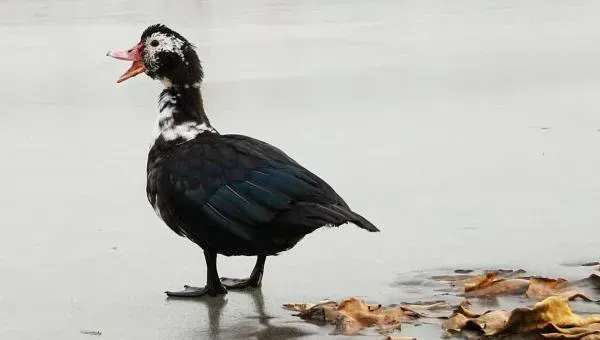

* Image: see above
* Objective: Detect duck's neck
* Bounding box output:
[152,84,217,149]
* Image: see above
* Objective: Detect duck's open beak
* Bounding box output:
[106,42,147,83]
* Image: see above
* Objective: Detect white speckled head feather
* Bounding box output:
[143,32,185,71]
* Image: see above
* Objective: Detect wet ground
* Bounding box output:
[2,0,600,339]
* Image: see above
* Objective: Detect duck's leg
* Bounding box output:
[165,250,227,297]
[221,255,266,289]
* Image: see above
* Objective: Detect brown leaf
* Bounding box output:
[442,305,509,336]
[443,311,474,332]
[431,274,478,288]
[541,323,600,339]
[337,298,402,332]
[433,269,525,285]
[285,297,448,335]
[467,310,510,335]
[287,297,406,335]
[465,276,530,298]
[527,277,568,298]
[445,295,600,338]
[582,335,600,340]
[282,302,316,312]
[434,270,531,297]
[526,277,592,301]
[400,301,454,319]
[435,270,594,300]
[501,296,600,334]
[454,305,481,319]
[292,300,339,323]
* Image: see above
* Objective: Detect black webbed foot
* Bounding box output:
[165,253,266,296]
[220,255,266,290]
[165,284,227,298]
[220,276,262,289]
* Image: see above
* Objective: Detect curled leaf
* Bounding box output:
[282,302,317,312]
[526,277,591,301]
[541,323,600,339]
[444,296,600,338]
[285,297,447,335]
[435,270,593,300]
[463,272,500,292]
[400,300,453,319]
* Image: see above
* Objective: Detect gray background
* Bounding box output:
[2,1,600,339]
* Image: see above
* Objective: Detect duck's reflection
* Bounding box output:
[206,295,228,340]
[240,289,313,340]
[168,288,313,340]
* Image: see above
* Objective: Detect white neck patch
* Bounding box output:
[151,91,216,148]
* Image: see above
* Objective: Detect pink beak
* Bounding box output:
[106,42,147,83]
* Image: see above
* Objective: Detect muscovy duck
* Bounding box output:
[107,24,379,298]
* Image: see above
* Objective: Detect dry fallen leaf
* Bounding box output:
[282,302,318,312]
[399,300,454,320]
[503,296,600,333]
[467,278,530,298]
[541,323,600,339]
[526,277,568,298]
[526,277,592,301]
[434,270,593,301]
[441,271,530,297]
[463,272,499,292]
[284,297,448,335]
[433,269,527,295]
[443,296,600,338]
[286,297,403,335]
[443,305,509,336]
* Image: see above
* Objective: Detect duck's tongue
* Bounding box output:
[107,42,147,83]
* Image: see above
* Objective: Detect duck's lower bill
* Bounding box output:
[106,42,147,83]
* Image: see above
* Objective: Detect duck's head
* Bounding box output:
[107,24,203,86]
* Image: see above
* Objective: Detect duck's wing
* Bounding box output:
[148,134,378,241]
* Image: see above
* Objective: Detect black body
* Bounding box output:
[147,131,379,257]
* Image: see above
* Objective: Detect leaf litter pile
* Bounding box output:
[283,266,600,339]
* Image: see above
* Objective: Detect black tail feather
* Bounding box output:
[304,203,380,232]
[275,202,380,234]
[348,211,380,232]
[326,204,379,232]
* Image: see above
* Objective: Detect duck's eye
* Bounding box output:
[150,40,159,47]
